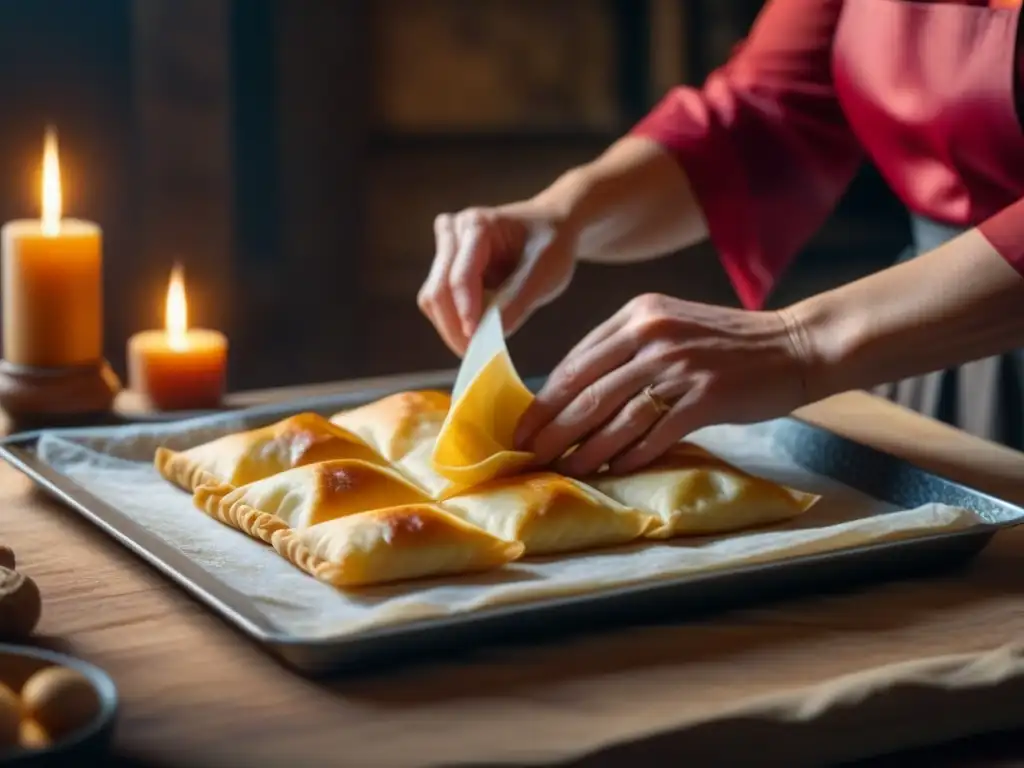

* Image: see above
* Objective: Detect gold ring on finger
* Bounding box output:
[641,384,672,416]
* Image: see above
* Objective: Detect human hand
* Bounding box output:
[417,201,576,356]
[514,293,811,476]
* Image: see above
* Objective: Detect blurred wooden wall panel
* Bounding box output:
[273,0,368,383]
[131,0,233,362]
[371,0,620,132]
[0,1,132,374]
[649,0,687,94]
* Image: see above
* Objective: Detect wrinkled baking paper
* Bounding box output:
[432,304,535,491]
[33,410,1001,640]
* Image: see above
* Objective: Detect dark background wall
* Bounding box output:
[0,0,133,372]
[0,0,910,392]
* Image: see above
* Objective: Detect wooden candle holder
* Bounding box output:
[0,359,122,429]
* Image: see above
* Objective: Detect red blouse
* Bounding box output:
[631,0,1024,309]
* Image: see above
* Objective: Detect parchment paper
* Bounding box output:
[19,307,1007,641]
[34,415,990,641]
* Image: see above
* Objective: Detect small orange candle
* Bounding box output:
[127,264,228,410]
[2,127,103,368]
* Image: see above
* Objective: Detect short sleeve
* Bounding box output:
[631,0,862,309]
[977,197,1024,276]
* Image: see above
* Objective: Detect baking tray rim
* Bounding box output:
[1,382,1022,656]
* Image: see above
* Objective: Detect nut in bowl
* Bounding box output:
[0,645,117,765]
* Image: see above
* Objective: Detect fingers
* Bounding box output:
[421,205,573,357]
[551,305,630,374]
[421,208,531,353]
[513,309,633,448]
[554,384,662,476]
[499,261,549,336]
[514,328,639,451]
[449,213,490,339]
[609,385,714,474]
[498,224,557,334]
[526,356,657,467]
[418,214,467,355]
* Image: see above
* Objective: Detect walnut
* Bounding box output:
[0,568,40,640]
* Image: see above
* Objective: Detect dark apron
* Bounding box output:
[872,215,1024,450]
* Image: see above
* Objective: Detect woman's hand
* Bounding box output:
[418,137,706,356]
[417,201,576,356]
[514,293,811,476]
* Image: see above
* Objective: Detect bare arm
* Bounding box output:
[789,229,1024,401]
[531,136,709,265]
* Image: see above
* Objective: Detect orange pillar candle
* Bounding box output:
[127,264,228,410]
[2,128,103,368]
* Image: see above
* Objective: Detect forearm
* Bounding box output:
[528,136,709,265]
[788,229,1024,401]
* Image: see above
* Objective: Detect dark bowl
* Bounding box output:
[0,644,117,766]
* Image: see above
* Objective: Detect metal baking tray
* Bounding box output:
[1,374,1022,676]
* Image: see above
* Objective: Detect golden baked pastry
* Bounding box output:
[588,443,819,538]
[153,385,826,588]
[272,503,524,587]
[193,459,431,542]
[330,390,453,497]
[155,412,382,493]
[431,352,535,492]
[440,472,656,555]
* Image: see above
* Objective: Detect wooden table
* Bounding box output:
[4,378,1024,767]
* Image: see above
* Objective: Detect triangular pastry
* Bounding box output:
[588,443,819,538]
[271,503,525,587]
[193,459,431,542]
[330,390,453,497]
[155,412,383,493]
[440,472,656,556]
[431,352,535,492]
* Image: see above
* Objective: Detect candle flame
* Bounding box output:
[41,126,62,236]
[165,264,189,351]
